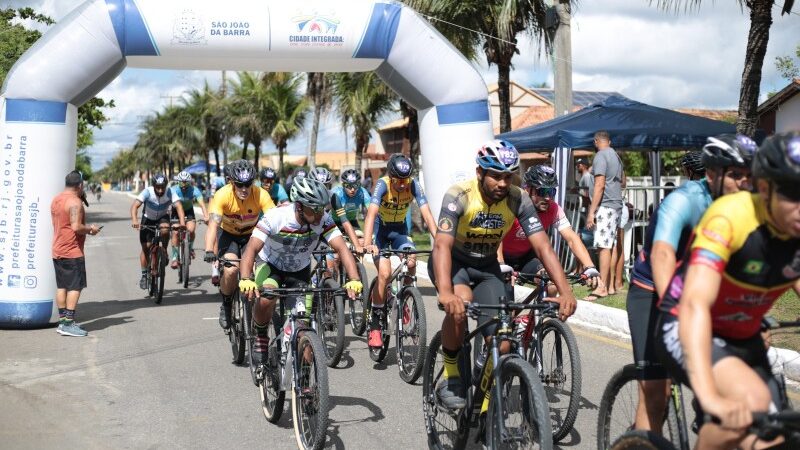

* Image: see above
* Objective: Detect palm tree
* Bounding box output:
[651,0,796,136]
[405,0,554,133]
[264,72,309,176]
[306,72,333,169]
[183,82,228,178]
[229,71,272,166]
[332,72,396,173]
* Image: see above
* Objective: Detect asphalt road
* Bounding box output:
[0,191,637,449]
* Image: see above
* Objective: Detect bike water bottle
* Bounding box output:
[295,296,307,315]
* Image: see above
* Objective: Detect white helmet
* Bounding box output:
[309,167,333,185]
[176,171,192,183]
[290,177,330,208]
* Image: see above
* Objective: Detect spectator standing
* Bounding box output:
[51,171,101,337]
[362,170,373,192]
[585,131,624,301]
[575,157,593,204]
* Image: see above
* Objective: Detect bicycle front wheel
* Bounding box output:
[230,291,246,364]
[486,356,554,450]
[397,286,427,384]
[318,279,345,368]
[349,262,368,336]
[260,309,285,423]
[291,331,330,450]
[181,236,190,288]
[531,319,581,442]
[155,247,166,304]
[422,331,469,450]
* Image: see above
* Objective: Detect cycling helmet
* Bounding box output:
[309,167,333,185]
[152,174,168,187]
[340,168,361,185]
[228,159,256,184]
[176,171,192,183]
[680,151,706,176]
[260,167,277,181]
[702,134,757,169]
[386,154,413,179]
[476,139,520,173]
[752,131,800,189]
[223,164,233,181]
[524,165,558,188]
[290,176,330,208]
[294,168,308,179]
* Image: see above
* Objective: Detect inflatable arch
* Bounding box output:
[0,0,493,327]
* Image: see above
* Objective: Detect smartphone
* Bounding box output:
[97,225,104,230]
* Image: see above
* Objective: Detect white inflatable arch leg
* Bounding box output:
[0,0,493,327]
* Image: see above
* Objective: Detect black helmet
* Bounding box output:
[340,168,361,185]
[260,167,277,181]
[387,154,413,178]
[152,174,167,187]
[702,134,757,170]
[680,151,706,176]
[752,131,800,190]
[524,165,558,189]
[228,159,256,184]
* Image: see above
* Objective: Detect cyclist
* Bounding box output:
[330,168,371,251]
[131,174,186,289]
[430,139,577,410]
[626,134,757,434]
[169,171,209,268]
[203,160,275,330]
[259,167,289,206]
[309,167,334,190]
[680,150,706,181]
[237,177,364,365]
[654,131,800,450]
[286,167,307,194]
[363,153,438,349]
[498,165,599,291]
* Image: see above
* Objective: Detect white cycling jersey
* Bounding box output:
[136,186,179,220]
[251,203,342,272]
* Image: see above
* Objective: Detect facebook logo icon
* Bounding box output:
[8,275,20,288]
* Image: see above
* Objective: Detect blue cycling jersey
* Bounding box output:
[631,179,712,291]
[330,185,370,224]
[268,183,289,204]
[171,185,202,212]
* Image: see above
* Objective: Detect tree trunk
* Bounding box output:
[354,132,368,177]
[497,62,512,133]
[737,0,773,137]
[241,139,249,160]
[212,147,221,176]
[309,100,322,170]
[253,142,261,169]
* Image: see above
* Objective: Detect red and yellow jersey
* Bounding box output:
[659,191,800,339]
[210,184,275,235]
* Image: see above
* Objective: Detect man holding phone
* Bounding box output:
[50,171,102,337]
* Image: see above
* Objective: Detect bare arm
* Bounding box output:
[433,233,456,297]
[174,201,186,227]
[528,230,576,320]
[560,226,594,269]
[651,241,678,299]
[329,235,360,282]
[130,200,142,227]
[340,220,363,253]
[419,204,437,239]
[69,201,97,235]
[362,204,379,248]
[197,197,209,221]
[497,240,505,265]
[588,175,605,216]
[205,213,222,252]
[239,235,264,281]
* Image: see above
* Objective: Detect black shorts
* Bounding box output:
[654,313,784,409]
[503,250,543,274]
[626,284,667,380]
[171,208,195,221]
[53,257,87,291]
[139,217,170,244]
[428,253,504,337]
[218,231,251,258]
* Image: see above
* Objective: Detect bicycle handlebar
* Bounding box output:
[217,257,241,268]
[258,286,346,297]
[515,272,586,286]
[376,249,432,257]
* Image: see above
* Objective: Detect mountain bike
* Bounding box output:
[334,239,369,336]
[218,257,246,365]
[171,219,194,288]
[140,225,168,304]
[422,298,553,450]
[310,249,346,368]
[256,285,341,450]
[510,271,586,442]
[366,249,429,384]
[598,317,799,450]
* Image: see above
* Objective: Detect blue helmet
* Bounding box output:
[476,140,520,172]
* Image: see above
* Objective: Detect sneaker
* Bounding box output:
[57,321,88,337]
[218,302,232,329]
[436,377,467,410]
[139,274,148,290]
[252,335,269,366]
[171,259,179,269]
[368,329,383,348]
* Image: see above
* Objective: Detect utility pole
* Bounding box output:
[551,0,573,118]
[160,94,181,108]
[221,70,229,167]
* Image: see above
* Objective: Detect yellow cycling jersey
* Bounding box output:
[210,184,275,235]
[437,178,543,263]
[370,176,428,225]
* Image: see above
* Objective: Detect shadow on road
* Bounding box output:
[78,287,219,326]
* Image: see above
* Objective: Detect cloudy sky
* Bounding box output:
[4,0,799,169]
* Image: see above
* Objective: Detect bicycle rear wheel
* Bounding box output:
[244,299,259,386]
[181,236,190,288]
[292,331,330,450]
[155,247,166,304]
[230,291,246,364]
[486,356,554,450]
[317,278,345,368]
[530,319,581,442]
[397,286,427,384]
[422,331,469,450]
[349,262,368,336]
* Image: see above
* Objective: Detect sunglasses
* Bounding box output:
[301,204,325,215]
[776,185,800,202]
[725,170,750,181]
[534,187,557,198]
[390,177,410,185]
[343,183,360,190]
[233,181,253,189]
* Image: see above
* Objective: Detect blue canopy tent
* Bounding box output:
[183,160,218,175]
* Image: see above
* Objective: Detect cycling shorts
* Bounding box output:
[217,230,251,259]
[171,208,195,222]
[626,284,667,380]
[139,216,170,245]
[428,253,503,338]
[503,250,543,275]
[374,222,414,263]
[255,257,312,318]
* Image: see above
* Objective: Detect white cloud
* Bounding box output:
[5,0,799,169]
